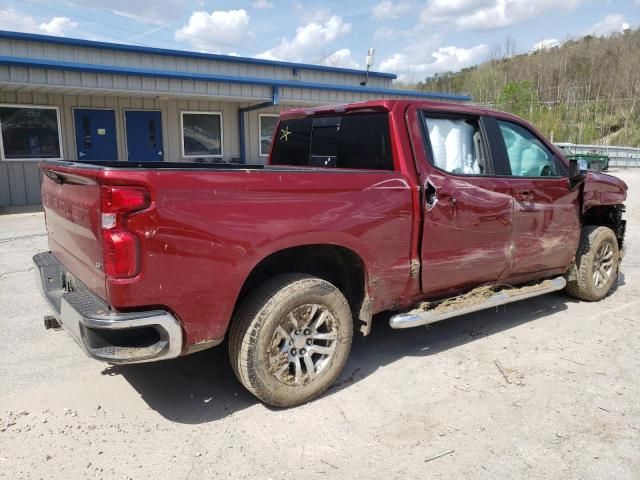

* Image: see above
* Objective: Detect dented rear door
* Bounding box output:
[410,108,514,297]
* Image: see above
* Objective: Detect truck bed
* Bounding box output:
[39,159,417,348]
[44,160,306,171]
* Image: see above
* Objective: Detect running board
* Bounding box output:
[389,277,567,329]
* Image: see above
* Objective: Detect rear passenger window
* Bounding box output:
[270,113,394,170]
[423,116,491,175]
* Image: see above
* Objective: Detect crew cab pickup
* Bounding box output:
[34,100,627,407]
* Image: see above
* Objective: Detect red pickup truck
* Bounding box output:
[34,100,627,407]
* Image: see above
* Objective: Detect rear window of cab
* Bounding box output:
[270,113,394,171]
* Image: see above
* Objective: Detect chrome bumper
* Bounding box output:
[33,252,183,364]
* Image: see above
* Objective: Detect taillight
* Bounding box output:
[100,186,150,278]
[102,230,140,278]
[102,186,149,213]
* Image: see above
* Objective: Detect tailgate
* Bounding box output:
[41,165,106,298]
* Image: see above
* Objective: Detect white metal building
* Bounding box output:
[0,30,468,207]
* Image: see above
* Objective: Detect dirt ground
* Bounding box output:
[1,170,639,480]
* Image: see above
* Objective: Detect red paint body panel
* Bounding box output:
[42,165,414,346]
[38,99,628,353]
[582,172,628,213]
[506,178,581,277]
[41,169,107,297]
[420,172,515,296]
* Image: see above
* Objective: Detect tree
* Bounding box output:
[496,81,537,118]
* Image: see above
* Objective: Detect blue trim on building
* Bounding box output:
[0,55,471,102]
[0,30,397,80]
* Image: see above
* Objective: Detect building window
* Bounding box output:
[259,114,278,157]
[0,105,63,160]
[181,111,223,158]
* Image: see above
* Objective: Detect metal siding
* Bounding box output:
[6,162,27,206]
[166,99,180,161]
[0,161,11,206]
[47,69,64,85]
[10,66,28,82]
[2,39,385,88]
[24,162,42,204]
[0,60,464,101]
[0,33,398,82]
[62,94,76,159]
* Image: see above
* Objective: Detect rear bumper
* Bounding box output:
[33,252,183,364]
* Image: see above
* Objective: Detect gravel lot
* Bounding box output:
[1,170,639,480]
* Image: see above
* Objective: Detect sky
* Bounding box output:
[0,0,638,82]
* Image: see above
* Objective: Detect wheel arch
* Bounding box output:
[582,204,626,248]
[232,244,372,336]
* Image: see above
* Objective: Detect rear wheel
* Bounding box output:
[566,225,619,301]
[228,274,353,407]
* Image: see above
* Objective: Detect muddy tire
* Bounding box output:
[228,274,353,407]
[565,225,619,301]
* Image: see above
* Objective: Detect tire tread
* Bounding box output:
[228,273,352,406]
[566,225,618,301]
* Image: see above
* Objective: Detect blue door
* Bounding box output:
[125,110,164,162]
[74,109,118,161]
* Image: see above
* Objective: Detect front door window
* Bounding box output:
[497,120,560,177]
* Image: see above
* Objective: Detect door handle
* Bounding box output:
[514,191,533,202]
[157,150,163,155]
[78,152,86,157]
[447,196,457,218]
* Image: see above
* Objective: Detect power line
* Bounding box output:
[0,5,148,46]
[15,0,264,55]
[51,0,263,55]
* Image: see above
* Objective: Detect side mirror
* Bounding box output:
[569,158,587,186]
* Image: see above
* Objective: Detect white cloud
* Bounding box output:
[422,0,582,31]
[175,9,252,53]
[459,0,582,30]
[423,0,485,17]
[532,38,560,51]
[258,15,351,61]
[420,0,486,24]
[252,0,273,8]
[0,8,77,37]
[39,17,78,36]
[323,49,360,69]
[372,1,413,20]
[585,14,630,37]
[380,44,489,82]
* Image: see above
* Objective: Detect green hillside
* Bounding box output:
[417,29,640,147]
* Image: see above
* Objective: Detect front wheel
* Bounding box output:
[566,225,620,301]
[228,274,353,407]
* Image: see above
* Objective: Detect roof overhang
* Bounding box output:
[0,30,398,80]
[0,55,471,102]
